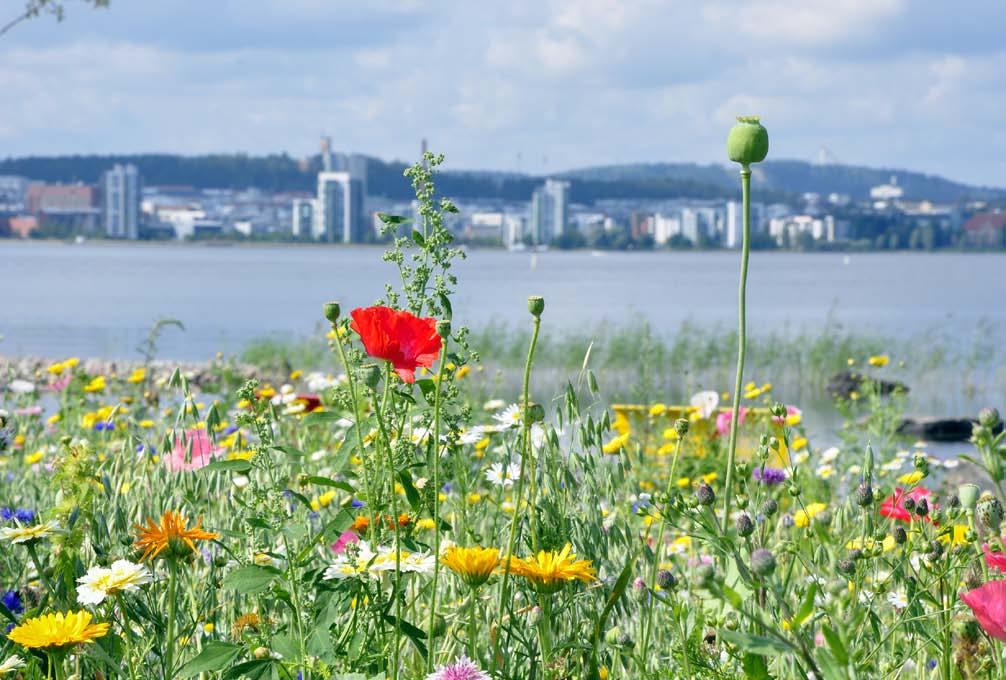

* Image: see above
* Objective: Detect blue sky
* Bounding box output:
[2,0,1005,186]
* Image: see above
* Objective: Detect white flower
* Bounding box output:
[858,589,875,605]
[232,475,250,489]
[815,465,835,480]
[881,459,905,472]
[895,449,911,459]
[887,590,908,609]
[530,423,547,448]
[0,520,59,544]
[77,560,152,606]
[483,399,505,411]
[0,655,26,674]
[400,551,435,575]
[8,380,35,394]
[493,404,521,429]
[689,390,719,419]
[793,451,810,466]
[485,462,521,488]
[819,447,840,464]
[459,426,486,445]
[306,372,338,392]
[942,459,960,469]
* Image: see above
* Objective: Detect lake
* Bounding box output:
[3,241,1004,360]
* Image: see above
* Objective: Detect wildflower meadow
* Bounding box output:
[3,121,1006,680]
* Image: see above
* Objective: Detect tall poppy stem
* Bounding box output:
[427,340,449,672]
[722,164,751,532]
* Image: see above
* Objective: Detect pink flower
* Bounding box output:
[425,655,490,680]
[14,406,42,417]
[165,428,222,472]
[963,580,1006,641]
[331,530,359,554]
[49,375,71,392]
[985,544,1006,572]
[715,407,748,437]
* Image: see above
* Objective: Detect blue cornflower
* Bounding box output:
[0,507,11,521]
[1,590,23,615]
[14,508,35,523]
[351,499,365,509]
[224,425,239,435]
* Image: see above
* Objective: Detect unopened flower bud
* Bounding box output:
[656,570,676,590]
[674,418,689,436]
[526,402,545,424]
[357,364,381,390]
[760,498,778,518]
[855,483,874,507]
[837,559,856,576]
[736,512,755,537]
[902,497,916,513]
[979,407,1002,429]
[253,647,270,659]
[696,483,715,507]
[527,296,545,317]
[914,498,929,518]
[893,526,907,545]
[750,548,776,577]
[322,301,341,323]
[632,577,648,602]
[770,402,787,419]
[436,320,451,338]
[726,116,770,166]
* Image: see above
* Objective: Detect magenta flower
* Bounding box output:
[425,655,491,680]
[330,530,359,554]
[716,407,748,437]
[962,580,1006,641]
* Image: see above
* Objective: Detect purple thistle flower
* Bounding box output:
[425,655,491,680]
[752,467,787,485]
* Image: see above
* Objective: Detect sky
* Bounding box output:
[2,0,1005,186]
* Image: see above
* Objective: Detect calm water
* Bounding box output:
[3,241,1004,360]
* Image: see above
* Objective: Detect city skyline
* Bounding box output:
[0,1,1004,187]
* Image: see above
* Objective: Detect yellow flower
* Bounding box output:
[23,451,44,466]
[127,368,146,383]
[7,610,108,649]
[657,443,676,456]
[64,358,80,369]
[455,365,471,379]
[868,355,890,367]
[701,472,718,484]
[602,433,630,454]
[612,411,631,436]
[662,427,680,441]
[649,403,667,417]
[203,623,215,634]
[0,521,59,544]
[289,369,303,380]
[897,470,925,485]
[46,361,65,375]
[83,376,106,393]
[138,419,155,428]
[939,525,971,548]
[318,490,337,508]
[791,437,808,451]
[133,511,220,561]
[793,502,827,529]
[675,477,691,489]
[506,544,596,593]
[417,518,436,530]
[47,413,61,425]
[441,546,501,588]
[467,492,482,505]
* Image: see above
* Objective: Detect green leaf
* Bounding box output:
[177,641,243,677]
[793,583,817,629]
[303,410,346,425]
[223,565,281,595]
[416,378,437,405]
[398,470,421,511]
[271,632,299,662]
[821,624,849,665]
[718,629,793,656]
[381,614,428,659]
[742,653,773,680]
[411,228,425,246]
[222,659,275,680]
[272,444,305,458]
[204,459,252,474]
[438,293,452,320]
[306,476,355,494]
[378,213,410,226]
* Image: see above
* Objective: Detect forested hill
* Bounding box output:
[0,153,998,204]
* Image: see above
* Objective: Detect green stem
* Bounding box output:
[537,595,555,678]
[640,433,686,669]
[722,164,752,532]
[494,311,542,674]
[282,532,308,678]
[332,326,378,546]
[427,341,449,672]
[524,314,543,553]
[468,586,479,660]
[165,560,178,679]
[27,543,57,603]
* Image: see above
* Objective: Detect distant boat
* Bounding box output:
[842,255,851,265]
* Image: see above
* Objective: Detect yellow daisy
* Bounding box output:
[7,610,108,649]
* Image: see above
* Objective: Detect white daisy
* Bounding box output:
[77,560,152,606]
[0,520,59,544]
[485,462,521,488]
[493,404,521,429]
[887,590,908,609]
[460,426,486,445]
[8,380,35,394]
[819,447,840,463]
[0,655,26,674]
[483,399,506,411]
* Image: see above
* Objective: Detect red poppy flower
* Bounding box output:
[350,306,442,383]
[963,580,1006,641]
[879,487,933,522]
[985,543,1006,572]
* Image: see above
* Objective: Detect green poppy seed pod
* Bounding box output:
[527,295,545,317]
[322,301,341,323]
[959,484,980,510]
[977,496,1004,534]
[750,548,776,577]
[526,402,545,424]
[357,364,381,391]
[436,319,451,338]
[726,116,769,166]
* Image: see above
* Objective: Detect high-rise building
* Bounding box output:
[103,164,141,239]
[315,171,364,243]
[291,198,315,237]
[530,178,570,244]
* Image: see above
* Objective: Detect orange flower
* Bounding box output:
[133,511,220,561]
[351,516,370,532]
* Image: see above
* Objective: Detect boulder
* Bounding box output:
[897,417,1003,443]
[827,370,908,400]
